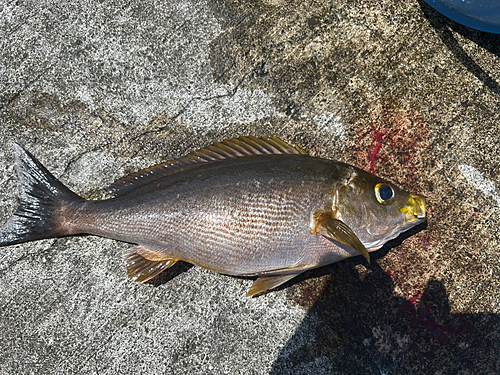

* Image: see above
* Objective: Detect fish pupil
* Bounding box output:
[379,185,393,201]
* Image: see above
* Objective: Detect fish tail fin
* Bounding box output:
[0,144,84,246]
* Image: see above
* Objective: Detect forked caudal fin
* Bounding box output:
[0,144,84,246]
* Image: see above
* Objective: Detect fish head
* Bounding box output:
[333,168,426,251]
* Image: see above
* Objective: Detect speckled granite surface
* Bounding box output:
[1,0,499,373]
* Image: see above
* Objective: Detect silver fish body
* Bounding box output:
[0,136,426,296]
[74,156,359,275]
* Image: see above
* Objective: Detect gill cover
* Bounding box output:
[335,168,426,250]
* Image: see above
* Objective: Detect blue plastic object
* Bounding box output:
[425,0,500,33]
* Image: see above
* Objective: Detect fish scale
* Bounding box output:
[0,136,426,296]
[72,158,339,274]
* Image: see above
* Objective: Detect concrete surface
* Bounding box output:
[0,0,499,374]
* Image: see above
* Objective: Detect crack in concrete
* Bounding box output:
[134,72,250,140]
[131,99,195,142]
[111,72,252,177]
[59,146,103,180]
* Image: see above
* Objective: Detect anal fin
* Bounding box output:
[125,247,177,283]
[247,274,299,297]
[135,245,169,261]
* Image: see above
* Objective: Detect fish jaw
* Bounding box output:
[363,194,427,250]
[400,194,426,223]
[361,194,426,251]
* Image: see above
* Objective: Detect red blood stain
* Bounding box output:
[350,104,429,189]
[404,285,423,305]
[356,117,422,174]
[384,270,396,277]
[408,289,422,304]
[304,288,316,304]
[356,119,387,173]
[401,300,414,313]
[401,300,478,346]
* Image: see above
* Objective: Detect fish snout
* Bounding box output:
[400,194,426,221]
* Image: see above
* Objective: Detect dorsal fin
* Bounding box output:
[107,136,308,197]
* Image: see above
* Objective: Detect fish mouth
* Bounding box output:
[400,194,426,222]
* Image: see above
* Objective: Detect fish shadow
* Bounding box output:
[269,226,500,374]
[417,0,500,96]
[146,261,194,287]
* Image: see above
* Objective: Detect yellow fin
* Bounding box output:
[247,274,300,297]
[107,136,308,197]
[313,212,370,263]
[125,248,177,282]
[135,245,169,261]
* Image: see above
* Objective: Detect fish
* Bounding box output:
[0,136,426,296]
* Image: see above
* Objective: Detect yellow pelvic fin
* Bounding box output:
[247,274,300,297]
[125,247,177,283]
[312,212,370,263]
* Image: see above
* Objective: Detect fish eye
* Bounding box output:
[375,183,395,204]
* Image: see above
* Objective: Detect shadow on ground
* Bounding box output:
[148,222,500,373]
[418,0,500,96]
[270,261,499,374]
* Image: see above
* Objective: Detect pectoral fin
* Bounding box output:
[247,274,299,297]
[125,247,177,282]
[313,212,370,263]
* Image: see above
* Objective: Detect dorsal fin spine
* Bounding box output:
[107,136,308,197]
[230,138,258,154]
